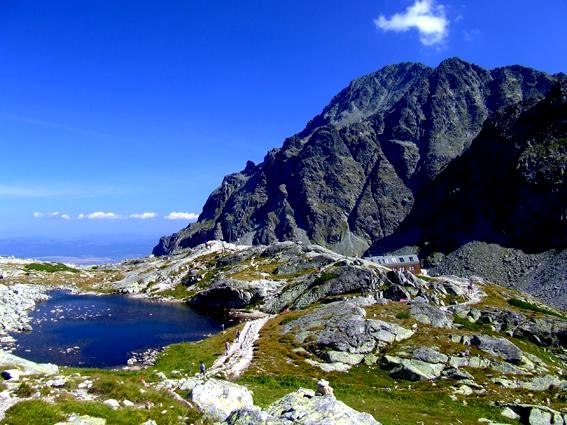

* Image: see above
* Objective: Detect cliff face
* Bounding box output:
[154,58,565,258]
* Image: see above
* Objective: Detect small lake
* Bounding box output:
[11,291,222,368]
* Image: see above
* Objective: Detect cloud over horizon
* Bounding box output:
[78,211,122,220]
[130,212,157,220]
[33,211,70,220]
[164,212,199,221]
[375,0,449,46]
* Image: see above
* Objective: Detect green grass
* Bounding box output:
[313,272,337,285]
[453,315,490,332]
[507,298,566,319]
[1,397,199,425]
[24,262,79,274]
[158,282,192,300]
[395,311,410,320]
[154,324,241,375]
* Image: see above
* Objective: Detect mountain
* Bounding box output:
[153,58,566,306]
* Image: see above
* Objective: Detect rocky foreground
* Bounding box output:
[0,241,565,424]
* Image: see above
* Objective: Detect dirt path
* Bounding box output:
[207,315,274,379]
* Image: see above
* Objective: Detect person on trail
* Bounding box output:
[200,361,206,375]
[221,323,225,333]
[236,330,241,340]
[225,340,230,354]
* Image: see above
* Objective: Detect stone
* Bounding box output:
[1,369,21,381]
[501,407,521,420]
[103,399,120,409]
[410,303,453,328]
[315,379,334,396]
[0,350,59,376]
[453,385,473,396]
[259,388,380,424]
[122,399,134,407]
[46,377,67,387]
[529,408,553,425]
[411,347,448,364]
[519,375,564,392]
[189,378,254,422]
[322,351,364,365]
[389,359,445,381]
[470,335,523,363]
[305,359,351,372]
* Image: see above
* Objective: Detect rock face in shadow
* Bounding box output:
[154,59,563,258]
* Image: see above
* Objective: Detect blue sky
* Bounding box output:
[1,0,566,242]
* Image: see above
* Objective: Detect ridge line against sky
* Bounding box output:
[0,0,565,241]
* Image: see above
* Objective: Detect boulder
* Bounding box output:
[410,303,453,328]
[389,359,445,381]
[1,369,21,381]
[102,399,120,410]
[470,335,523,363]
[411,347,448,364]
[190,378,254,422]
[265,388,380,424]
[0,350,58,376]
[322,351,364,365]
[500,407,521,421]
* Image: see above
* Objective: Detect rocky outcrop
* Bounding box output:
[470,335,523,363]
[282,300,414,370]
[0,350,58,376]
[225,388,380,425]
[502,404,567,425]
[454,305,567,347]
[410,302,453,328]
[0,284,49,350]
[180,378,254,422]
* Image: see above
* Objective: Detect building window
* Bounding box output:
[399,257,404,262]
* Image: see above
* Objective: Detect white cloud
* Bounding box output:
[374,0,449,46]
[164,212,199,221]
[78,211,122,220]
[33,211,70,219]
[130,212,157,220]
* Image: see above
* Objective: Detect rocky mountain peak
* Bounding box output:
[154,59,565,308]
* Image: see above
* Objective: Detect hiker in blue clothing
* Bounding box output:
[200,361,206,375]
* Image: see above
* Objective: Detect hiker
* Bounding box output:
[225,340,230,354]
[221,323,225,333]
[200,361,206,375]
[236,330,241,340]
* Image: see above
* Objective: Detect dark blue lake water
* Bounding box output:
[12,291,222,368]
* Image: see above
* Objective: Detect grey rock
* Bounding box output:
[411,347,448,364]
[190,378,254,422]
[283,301,413,357]
[470,335,523,363]
[265,388,380,424]
[410,302,453,328]
[389,359,445,381]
